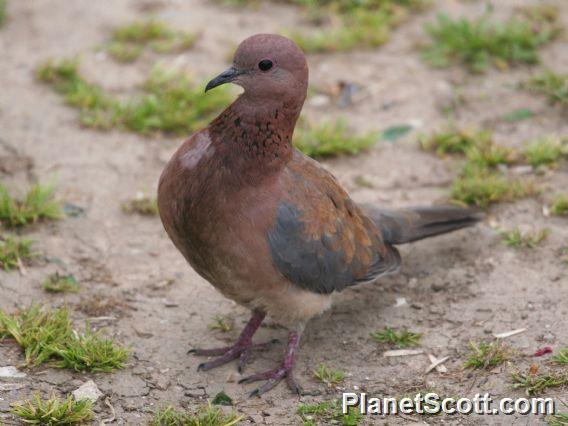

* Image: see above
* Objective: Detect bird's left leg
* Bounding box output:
[239,329,302,397]
[190,310,277,372]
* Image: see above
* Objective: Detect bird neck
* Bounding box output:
[210,94,303,173]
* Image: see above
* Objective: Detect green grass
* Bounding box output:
[107,42,144,63]
[0,305,128,371]
[562,247,568,266]
[297,400,362,426]
[526,70,568,106]
[0,234,35,271]
[553,348,568,365]
[464,340,510,369]
[11,394,94,425]
[0,182,62,227]
[512,370,568,396]
[287,0,428,53]
[518,4,561,29]
[36,58,114,127]
[0,0,5,27]
[370,326,422,348]
[419,127,480,156]
[43,273,80,293]
[421,11,558,73]
[551,194,568,216]
[0,305,73,367]
[208,315,233,332]
[501,108,534,122]
[107,20,199,62]
[420,126,536,208]
[150,404,241,426]
[500,227,549,249]
[313,364,345,386]
[211,391,233,406]
[53,327,130,372]
[120,67,232,134]
[37,59,232,135]
[548,413,568,426]
[419,127,515,167]
[523,136,564,167]
[451,166,535,208]
[122,196,158,216]
[288,9,391,53]
[294,119,379,158]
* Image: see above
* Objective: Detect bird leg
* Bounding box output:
[190,310,276,373]
[239,330,302,397]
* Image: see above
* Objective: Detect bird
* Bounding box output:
[157,33,481,397]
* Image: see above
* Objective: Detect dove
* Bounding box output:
[157,34,481,396]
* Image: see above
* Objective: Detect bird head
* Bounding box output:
[205,34,308,102]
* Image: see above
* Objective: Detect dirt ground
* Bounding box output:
[1,0,567,424]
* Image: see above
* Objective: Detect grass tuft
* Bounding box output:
[53,327,129,372]
[512,369,568,396]
[107,20,199,62]
[208,315,233,333]
[0,234,35,271]
[561,247,568,266]
[370,326,422,348]
[0,305,128,371]
[0,0,5,27]
[550,194,568,216]
[297,400,362,426]
[553,348,568,365]
[11,394,94,425]
[0,305,71,367]
[464,340,510,369]
[451,165,535,208]
[421,10,559,73]
[419,127,480,156]
[313,364,346,386]
[547,413,568,426]
[37,58,114,127]
[523,136,564,167]
[150,404,241,426]
[37,59,232,135]
[107,42,144,63]
[43,273,80,293]
[287,0,428,53]
[421,126,537,208]
[526,70,568,106]
[120,67,232,135]
[0,182,62,227]
[294,119,378,158]
[122,195,158,216]
[500,227,549,249]
[419,126,516,167]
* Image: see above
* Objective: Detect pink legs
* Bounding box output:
[189,310,276,373]
[190,310,303,396]
[239,330,302,397]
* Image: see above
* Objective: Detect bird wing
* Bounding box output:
[267,150,400,295]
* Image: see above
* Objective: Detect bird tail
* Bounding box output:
[362,204,483,245]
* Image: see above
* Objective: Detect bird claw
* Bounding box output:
[240,365,302,397]
[191,339,279,373]
[188,346,230,356]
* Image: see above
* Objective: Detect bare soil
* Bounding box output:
[1,0,567,425]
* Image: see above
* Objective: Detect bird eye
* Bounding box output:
[258,59,273,72]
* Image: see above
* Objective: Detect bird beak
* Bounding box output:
[205,66,243,92]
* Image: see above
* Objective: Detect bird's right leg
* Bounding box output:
[189,309,277,373]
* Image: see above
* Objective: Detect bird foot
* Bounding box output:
[191,339,278,373]
[239,330,302,397]
[239,364,302,397]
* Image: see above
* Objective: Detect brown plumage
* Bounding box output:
[157,34,481,396]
